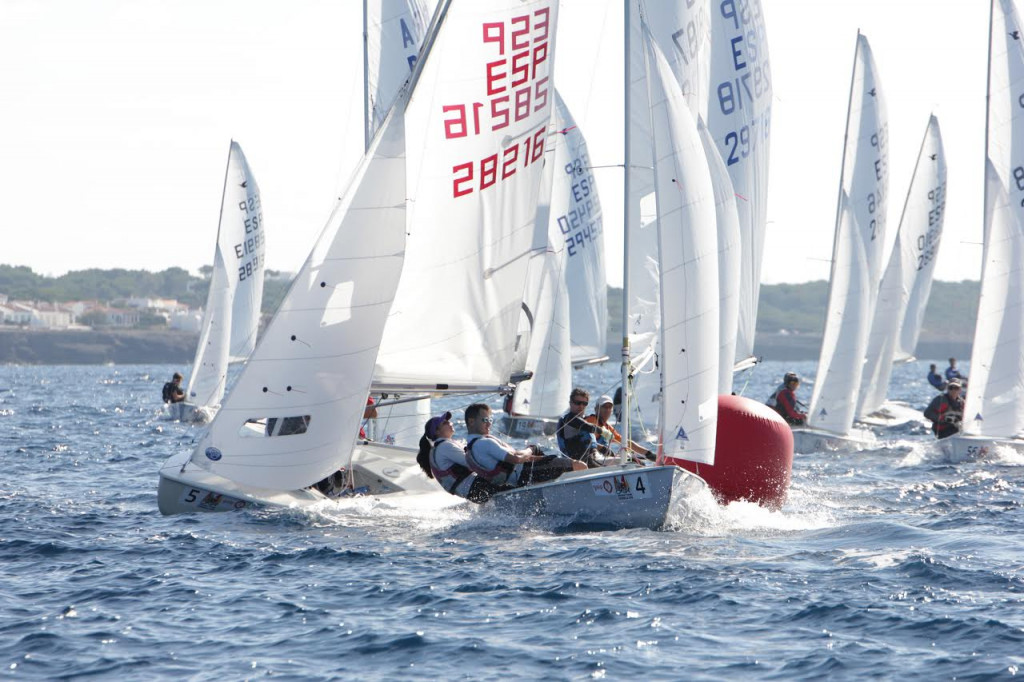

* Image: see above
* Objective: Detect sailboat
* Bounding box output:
[158,0,567,513]
[943,0,1024,461]
[491,2,721,527]
[857,115,947,426]
[498,91,592,440]
[793,32,888,453]
[174,141,265,425]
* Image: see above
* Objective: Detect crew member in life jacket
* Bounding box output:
[923,380,965,439]
[556,387,611,467]
[584,394,657,462]
[162,372,185,404]
[927,364,947,392]
[462,403,584,490]
[416,410,506,503]
[767,372,807,426]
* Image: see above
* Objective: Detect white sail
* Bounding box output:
[552,92,607,366]
[185,141,266,413]
[805,33,887,436]
[364,0,430,146]
[895,116,948,362]
[374,1,558,391]
[857,115,947,416]
[962,160,1024,438]
[707,0,772,363]
[512,121,572,418]
[642,25,719,465]
[807,191,871,435]
[961,0,1024,439]
[627,2,708,428]
[185,0,559,491]
[698,120,741,394]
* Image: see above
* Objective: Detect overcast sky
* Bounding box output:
[0,0,989,286]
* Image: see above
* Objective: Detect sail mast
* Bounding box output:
[620,0,633,457]
[983,0,995,247]
[362,0,370,152]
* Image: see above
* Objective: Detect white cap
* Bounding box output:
[597,395,614,407]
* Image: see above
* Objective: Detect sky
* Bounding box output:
[0,0,990,286]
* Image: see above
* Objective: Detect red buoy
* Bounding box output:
[668,394,793,509]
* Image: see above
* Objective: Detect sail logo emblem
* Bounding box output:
[675,427,688,441]
[205,447,223,461]
[818,408,828,418]
[974,413,984,421]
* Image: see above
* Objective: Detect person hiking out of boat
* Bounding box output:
[415,410,509,503]
[584,394,657,463]
[924,380,964,440]
[945,357,966,383]
[359,396,378,440]
[162,372,185,404]
[464,403,584,488]
[766,372,807,426]
[927,364,947,392]
[556,387,612,468]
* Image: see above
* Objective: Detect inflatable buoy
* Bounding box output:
[668,395,793,509]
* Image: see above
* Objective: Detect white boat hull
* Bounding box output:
[157,442,435,515]
[164,402,216,425]
[488,465,706,530]
[857,401,926,429]
[940,433,1024,462]
[792,426,877,454]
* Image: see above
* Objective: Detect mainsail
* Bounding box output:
[857,115,947,417]
[961,0,1024,439]
[707,0,772,364]
[185,141,265,413]
[186,0,559,491]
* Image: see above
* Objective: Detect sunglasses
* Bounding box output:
[480,417,493,424]
[572,400,588,406]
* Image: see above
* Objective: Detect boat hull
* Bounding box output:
[488,465,706,530]
[792,426,876,454]
[940,433,1024,462]
[157,442,434,515]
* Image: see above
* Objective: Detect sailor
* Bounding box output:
[767,372,807,426]
[584,394,657,462]
[415,411,506,503]
[945,357,966,383]
[927,364,947,392]
[555,387,610,467]
[162,372,185,404]
[923,380,964,440]
[463,403,584,488]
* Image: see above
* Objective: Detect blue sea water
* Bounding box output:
[1,360,1023,680]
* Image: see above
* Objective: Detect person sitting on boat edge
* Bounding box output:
[464,402,584,488]
[945,357,967,383]
[162,372,185,404]
[924,380,964,440]
[556,387,611,467]
[416,410,508,503]
[927,364,947,392]
[585,394,657,463]
[766,372,807,426]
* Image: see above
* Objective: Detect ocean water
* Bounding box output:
[1,360,1022,680]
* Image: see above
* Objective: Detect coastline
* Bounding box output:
[0,328,197,365]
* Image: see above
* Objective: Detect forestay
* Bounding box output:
[374,1,558,391]
[707,0,772,364]
[642,25,719,465]
[186,141,266,412]
[858,115,946,417]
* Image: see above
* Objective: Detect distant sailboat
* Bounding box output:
[944,0,1024,460]
[177,141,265,424]
[793,32,887,453]
[857,115,947,422]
